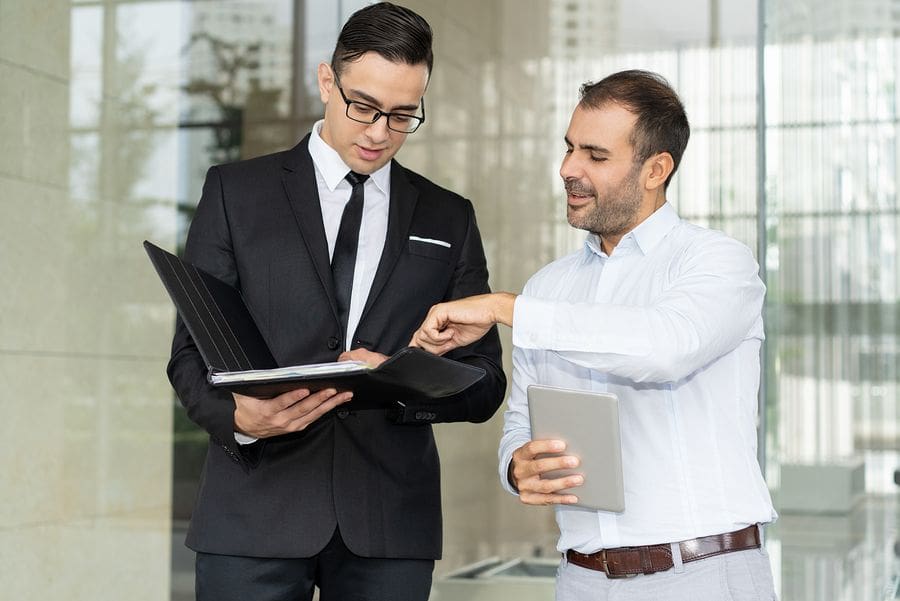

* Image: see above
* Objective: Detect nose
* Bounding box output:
[559,152,580,181]
[365,116,391,144]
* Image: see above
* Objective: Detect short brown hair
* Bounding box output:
[579,70,690,188]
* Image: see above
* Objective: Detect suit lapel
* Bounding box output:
[281,135,340,323]
[359,162,418,324]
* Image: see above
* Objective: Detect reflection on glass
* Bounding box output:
[70,5,103,128]
[764,3,900,600]
[766,34,899,477]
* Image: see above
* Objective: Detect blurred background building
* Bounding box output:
[1,1,897,599]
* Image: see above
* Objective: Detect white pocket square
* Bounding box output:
[408,235,451,248]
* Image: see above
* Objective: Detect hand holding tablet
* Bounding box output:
[508,438,585,506]
[523,385,625,512]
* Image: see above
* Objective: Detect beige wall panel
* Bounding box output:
[0,354,172,524]
[0,174,71,353]
[1,3,175,599]
[0,61,69,187]
[0,0,70,80]
[0,354,172,597]
[0,178,178,356]
[0,520,169,601]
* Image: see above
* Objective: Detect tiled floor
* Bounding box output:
[171,493,899,600]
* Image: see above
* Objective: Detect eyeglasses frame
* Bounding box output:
[332,75,426,134]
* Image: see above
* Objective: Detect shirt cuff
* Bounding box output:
[234,432,258,445]
[511,294,545,349]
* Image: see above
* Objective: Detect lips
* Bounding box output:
[567,192,594,208]
[355,144,386,162]
[564,179,595,207]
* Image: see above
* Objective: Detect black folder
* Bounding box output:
[144,240,485,405]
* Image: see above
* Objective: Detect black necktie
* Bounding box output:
[331,171,369,345]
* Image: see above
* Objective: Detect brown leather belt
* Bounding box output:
[565,524,761,578]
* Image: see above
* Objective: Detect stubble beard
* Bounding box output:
[566,163,644,238]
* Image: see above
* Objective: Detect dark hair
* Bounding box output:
[579,70,690,188]
[331,2,433,78]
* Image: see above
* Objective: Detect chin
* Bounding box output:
[566,208,588,228]
[353,158,391,175]
[566,216,588,232]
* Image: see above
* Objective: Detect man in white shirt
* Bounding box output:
[411,69,777,600]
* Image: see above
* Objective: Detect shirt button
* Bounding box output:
[336,410,349,419]
[327,337,341,350]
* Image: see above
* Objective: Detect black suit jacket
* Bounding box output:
[167,136,506,560]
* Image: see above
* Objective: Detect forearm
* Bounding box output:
[167,165,243,443]
[168,327,239,444]
[488,292,517,327]
[513,269,764,383]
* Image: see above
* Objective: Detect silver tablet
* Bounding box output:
[527,384,625,512]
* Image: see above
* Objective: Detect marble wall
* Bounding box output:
[0,1,175,598]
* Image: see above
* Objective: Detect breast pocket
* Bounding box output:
[407,237,453,263]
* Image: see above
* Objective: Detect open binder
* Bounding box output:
[144,241,485,405]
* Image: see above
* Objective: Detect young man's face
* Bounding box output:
[318,52,428,175]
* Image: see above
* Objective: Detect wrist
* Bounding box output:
[491,292,517,328]
[233,408,252,438]
[507,458,519,492]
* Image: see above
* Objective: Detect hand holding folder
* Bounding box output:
[144,241,486,406]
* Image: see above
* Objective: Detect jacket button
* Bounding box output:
[336,410,349,419]
[327,336,341,350]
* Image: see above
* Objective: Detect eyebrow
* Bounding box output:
[346,87,421,112]
[564,136,611,154]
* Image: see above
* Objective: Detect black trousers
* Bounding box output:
[194,527,434,601]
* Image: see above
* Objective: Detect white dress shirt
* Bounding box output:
[234,122,390,444]
[498,202,777,553]
[308,120,390,351]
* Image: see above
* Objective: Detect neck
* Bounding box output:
[597,191,667,255]
[599,234,622,256]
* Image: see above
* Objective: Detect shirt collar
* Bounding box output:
[584,202,680,258]
[630,202,679,254]
[308,120,391,195]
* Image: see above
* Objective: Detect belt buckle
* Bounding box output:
[600,549,637,579]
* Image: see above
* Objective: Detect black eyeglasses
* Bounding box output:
[333,79,425,134]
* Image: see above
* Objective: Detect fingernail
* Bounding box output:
[572,475,584,485]
[550,440,566,451]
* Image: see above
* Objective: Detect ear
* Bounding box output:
[644,152,675,192]
[317,62,334,104]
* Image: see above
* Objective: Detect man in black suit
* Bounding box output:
[167,4,506,600]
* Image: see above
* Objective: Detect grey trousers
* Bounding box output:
[556,547,777,601]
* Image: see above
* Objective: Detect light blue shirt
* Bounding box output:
[499,202,777,552]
